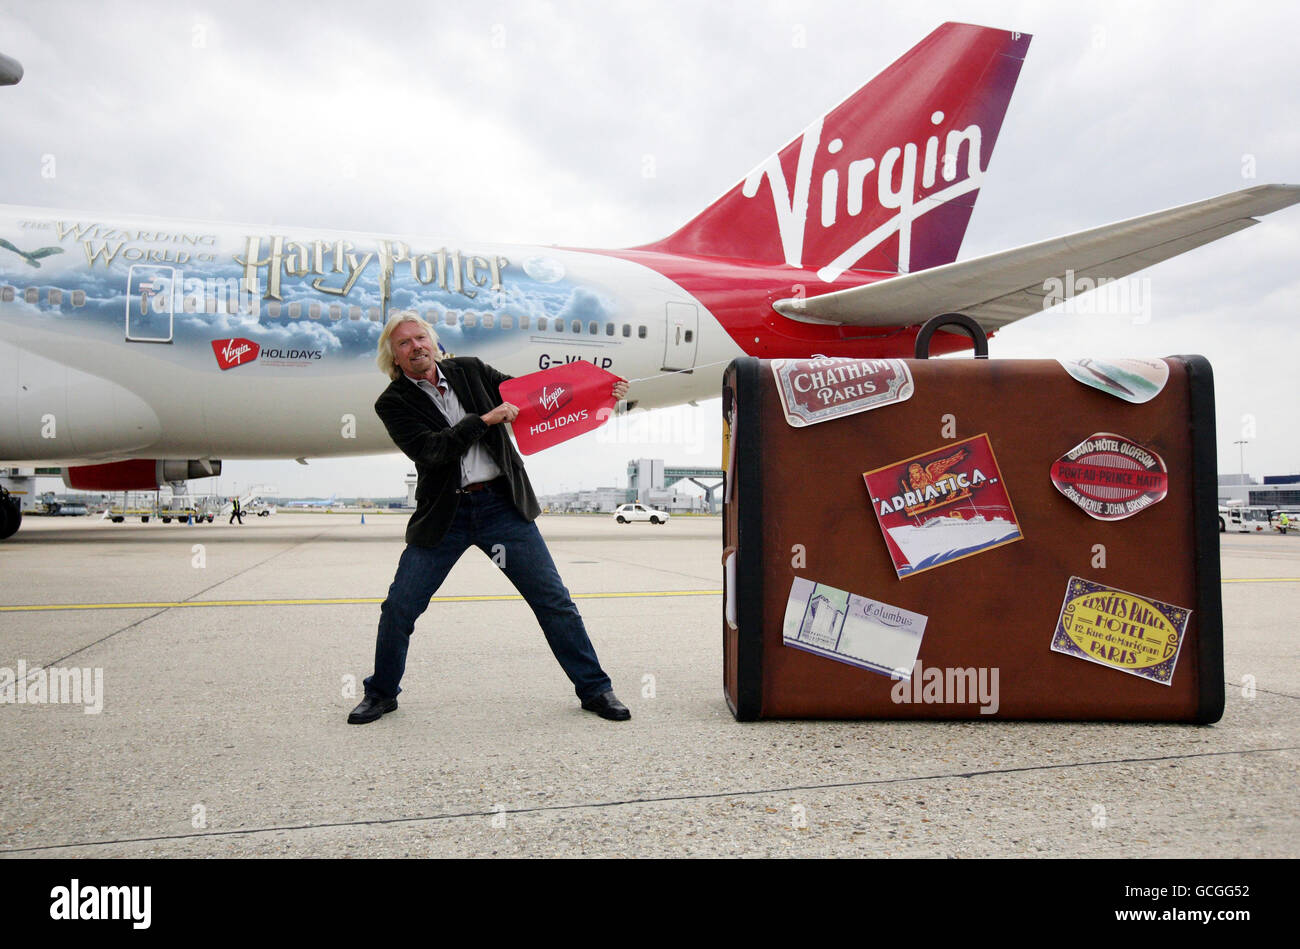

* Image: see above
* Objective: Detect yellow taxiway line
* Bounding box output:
[0,589,725,613]
[1221,577,1300,584]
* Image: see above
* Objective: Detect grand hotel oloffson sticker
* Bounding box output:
[1051,577,1191,685]
[771,357,913,426]
[1050,432,1168,521]
[862,434,1023,578]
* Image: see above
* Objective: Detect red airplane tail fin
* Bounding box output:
[636,22,1031,280]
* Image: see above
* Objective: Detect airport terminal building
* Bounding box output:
[1218,473,1300,508]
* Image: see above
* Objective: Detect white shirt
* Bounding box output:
[405,366,503,487]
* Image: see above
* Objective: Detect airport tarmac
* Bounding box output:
[0,512,1296,859]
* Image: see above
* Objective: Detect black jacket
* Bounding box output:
[375,357,540,546]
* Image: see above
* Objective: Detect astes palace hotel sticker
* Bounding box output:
[1050,432,1169,521]
[862,433,1022,578]
[1051,577,1191,685]
[771,356,913,427]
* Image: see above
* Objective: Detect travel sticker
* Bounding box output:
[862,433,1023,578]
[781,576,928,678]
[1050,433,1168,521]
[1057,357,1169,404]
[771,356,913,427]
[1051,576,1191,685]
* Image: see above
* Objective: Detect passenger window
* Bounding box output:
[267,301,282,318]
[184,297,197,313]
[71,290,85,306]
[588,321,598,334]
[571,320,581,333]
[288,302,301,319]
[554,319,563,333]
[368,307,382,321]
[444,311,458,327]
[518,315,529,330]
[684,329,693,343]
[206,297,218,314]
[622,324,630,337]
[48,289,62,305]
[500,315,513,329]
[1,286,13,302]
[637,325,647,339]
[606,323,615,336]
[309,302,321,319]
[226,297,238,314]
[329,303,342,321]
[463,314,477,328]
[25,287,38,303]
[349,305,362,320]
[482,313,494,329]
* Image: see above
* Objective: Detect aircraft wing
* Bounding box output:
[773,184,1300,332]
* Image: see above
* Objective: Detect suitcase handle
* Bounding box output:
[914,313,989,359]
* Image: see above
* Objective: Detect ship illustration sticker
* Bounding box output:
[863,434,1022,578]
[771,356,913,427]
[1057,357,1169,404]
[1051,576,1191,685]
[781,576,928,678]
[1050,433,1168,520]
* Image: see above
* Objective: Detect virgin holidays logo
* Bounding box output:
[211,337,260,370]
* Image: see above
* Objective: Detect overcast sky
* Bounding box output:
[3,0,1298,497]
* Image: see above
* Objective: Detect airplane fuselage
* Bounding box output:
[0,207,742,465]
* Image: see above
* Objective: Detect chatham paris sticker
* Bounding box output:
[771,356,913,427]
[1051,576,1191,685]
[862,433,1023,578]
[1050,432,1169,521]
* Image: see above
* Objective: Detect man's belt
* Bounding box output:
[457,476,506,495]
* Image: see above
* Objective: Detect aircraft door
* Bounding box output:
[662,301,698,372]
[125,265,175,343]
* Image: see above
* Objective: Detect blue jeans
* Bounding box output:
[363,484,613,702]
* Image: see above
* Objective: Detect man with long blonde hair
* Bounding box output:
[349,311,632,724]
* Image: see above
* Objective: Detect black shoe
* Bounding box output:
[347,694,398,724]
[581,690,631,721]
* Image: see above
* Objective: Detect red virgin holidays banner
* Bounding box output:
[499,362,621,455]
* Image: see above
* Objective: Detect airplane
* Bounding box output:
[2,21,1298,541]
[279,494,338,509]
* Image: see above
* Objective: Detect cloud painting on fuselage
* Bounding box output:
[3,219,648,375]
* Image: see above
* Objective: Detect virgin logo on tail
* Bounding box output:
[742,110,985,281]
[631,25,1029,282]
[211,337,260,370]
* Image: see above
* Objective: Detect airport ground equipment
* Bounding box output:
[721,330,1223,722]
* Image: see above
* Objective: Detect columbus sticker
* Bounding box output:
[1051,576,1191,685]
[1050,432,1168,521]
[862,433,1023,578]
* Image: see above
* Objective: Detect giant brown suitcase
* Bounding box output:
[721,339,1224,723]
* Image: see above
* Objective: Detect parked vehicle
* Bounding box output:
[1218,505,1272,533]
[613,503,669,525]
